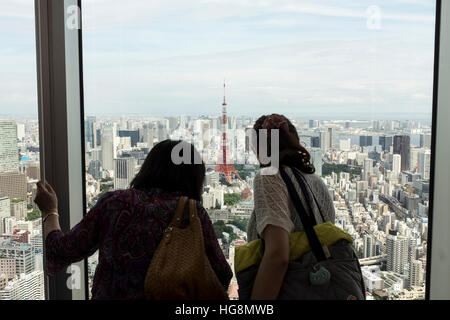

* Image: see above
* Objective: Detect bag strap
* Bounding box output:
[289,170,318,226]
[290,168,327,224]
[279,167,327,262]
[169,196,189,228]
[189,199,198,219]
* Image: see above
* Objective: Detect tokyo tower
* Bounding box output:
[215,81,241,184]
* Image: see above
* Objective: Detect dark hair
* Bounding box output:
[130,140,205,201]
[253,115,315,174]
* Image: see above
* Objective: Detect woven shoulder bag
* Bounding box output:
[145,196,229,300]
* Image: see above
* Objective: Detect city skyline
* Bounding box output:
[0,114,435,124]
[0,114,432,300]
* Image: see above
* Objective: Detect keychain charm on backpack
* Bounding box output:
[309,265,331,286]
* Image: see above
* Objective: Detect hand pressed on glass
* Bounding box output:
[35,180,58,214]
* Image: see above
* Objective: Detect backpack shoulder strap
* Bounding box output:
[280,167,327,262]
[290,168,327,224]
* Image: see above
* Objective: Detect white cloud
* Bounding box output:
[0,0,35,19]
[0,0,436,118]
[278,2,434,23]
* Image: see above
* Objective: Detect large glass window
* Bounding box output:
[0,0,44,300]
[82,0,435,300]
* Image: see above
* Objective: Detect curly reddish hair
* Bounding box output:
[253,114,315,174]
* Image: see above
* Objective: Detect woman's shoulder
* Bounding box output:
[296,171,332,202]
[257,166,323,187]
[253,168,289,200]
[281,167,328,195]
[301,171,324,184]
[96,189,143,207]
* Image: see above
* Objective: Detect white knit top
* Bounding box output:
[247,166,336,242]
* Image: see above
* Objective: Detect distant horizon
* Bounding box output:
[0,111,433,124]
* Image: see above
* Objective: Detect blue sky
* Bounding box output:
[0,0,437,119]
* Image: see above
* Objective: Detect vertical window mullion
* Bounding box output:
[35,0,86,300]
[427,0,450,300]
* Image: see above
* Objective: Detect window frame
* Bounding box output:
[35,0,87,300]
[427,0,450,300]
[33,0,449,300]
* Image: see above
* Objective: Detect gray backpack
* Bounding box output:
[237,167,366,300]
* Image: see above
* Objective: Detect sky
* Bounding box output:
[0,0,437,119]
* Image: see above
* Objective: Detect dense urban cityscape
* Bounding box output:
[0,112,431,300]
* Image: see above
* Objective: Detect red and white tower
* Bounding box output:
[215,81,241,184]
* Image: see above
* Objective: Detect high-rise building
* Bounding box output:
[101,126,118,171]
[0,121,19,173]
[346,189,357,202]
[309,120,319,128]
[228,116,237,131]
[311,136,320,148]
[85,116,96,149]
[179,115,187,129]
[386,230,409,275]
[419,134,431,149]
[120,116,127,130]
[418,150,431,180]
[379,136,393,152]
[394,135,411,172]
[16,123,25,141]
[244,127,253,154]
[327,127,335,149]
[139,124,154,148]
[156,124,169,143]
[205,171,220,188]
[25,162,40,181]
[360,136,373,148]
[30,233,43,254]
[407,237,417,264]
[0,173,27,202]
[0,240,35,276]
[409,260,424,288]
[363,234,375,258]
[118,137,132,151]
[339,139,351,151]
[368,150,381,162]
[356,181,368,194]
[92,122,99,149]
[168,117,179,130]
[382,212,392,232]
[0,258,16,280]
[392,154,402,176]
[0,197,11,220]
[87,160,102,181]
[210,117,219,132]
[114,157,137,190]
[410,148,421,172]
[309,148,323,177]
[0,270,44,300]
[363,158,374,181]
[95,128,101,147]
[89,148,102,163]
[11,199,27,221]
[119,130,139,148]
[405,194,420,214]
[1,217,16,235]
[319,131,330,152]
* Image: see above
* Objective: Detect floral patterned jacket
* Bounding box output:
[45,188,233,300]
